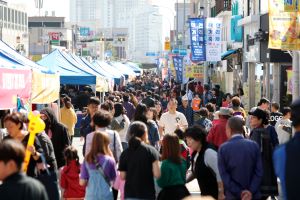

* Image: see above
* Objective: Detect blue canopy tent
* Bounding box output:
[93,60,125,85]
[38,49,96,85]
[108,61,136,80]
[125,62,143,75]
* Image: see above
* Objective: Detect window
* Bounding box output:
[7,8,10,22]
[0,6,2,21]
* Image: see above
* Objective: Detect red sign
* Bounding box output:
[0,68,31,109]
[48,32,60,41]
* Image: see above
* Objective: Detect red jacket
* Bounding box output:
[60,160,86,198]
[207,118,228,148]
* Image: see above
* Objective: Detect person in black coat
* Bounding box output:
[0,139,48,200]
[40,108,70,168]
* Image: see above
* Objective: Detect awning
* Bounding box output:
[221,49,238,60]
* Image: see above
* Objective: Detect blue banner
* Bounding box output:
[189,18,206,62]
[173,56,184,84]
[231,15,243,42]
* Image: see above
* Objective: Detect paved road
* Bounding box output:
[72,137,201,196]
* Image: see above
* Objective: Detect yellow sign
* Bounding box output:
[96,76,109,92]
[31,71,60,104]
[268,0,300,50]
[185,64,204,79]
[287,69,293,94]
[164,41,171,51]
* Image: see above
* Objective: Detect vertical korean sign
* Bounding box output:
[189,18,206,62]
[206,18,222,61]
[173,56,184,84]
[0,68,31,109]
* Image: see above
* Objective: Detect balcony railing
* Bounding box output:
[216,0,231,15]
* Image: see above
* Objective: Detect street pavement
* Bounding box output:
[72,137,201,196]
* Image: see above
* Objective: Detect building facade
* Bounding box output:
[28,16,73,58]
[0,1,28,56]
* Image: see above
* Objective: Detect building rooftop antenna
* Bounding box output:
[35,0,43,16]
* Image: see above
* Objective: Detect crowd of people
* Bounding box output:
[0,72,299,200]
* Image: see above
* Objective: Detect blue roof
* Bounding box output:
[38,49,96,85]
[0,40,52,73]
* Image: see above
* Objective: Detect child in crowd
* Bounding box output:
[60,146,86,200]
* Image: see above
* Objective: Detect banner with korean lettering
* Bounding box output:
[173,56,184,83]
[269,0,300,50]
[206,18,222,61]
[0,68,31,109]
[31,71,60,104]
[284,0,298,12]
[189,18,206,62]
[185,64,204,79]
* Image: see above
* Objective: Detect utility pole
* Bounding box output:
[183,0,186,48]
[176,0,179,48]
[204,0,211,85]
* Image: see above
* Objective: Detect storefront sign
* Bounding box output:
[206,18,222,61]
[48,32,60,45]
[0,68,31,109]
[189,18,206,62]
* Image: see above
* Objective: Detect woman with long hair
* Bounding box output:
[60,96,77,144]
[119,121,160,200]
[111,103,130,150]
[80,131,117,200]
[133,104,160,149]
[157,134,190,200]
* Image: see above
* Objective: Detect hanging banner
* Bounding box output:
[31,71,60,104]
[185,64,204,79]
[173,56,184,84]
[206,18,222,61]
[189,18,206,62]
[0,68,31,109]
[269,0,300,50]
[96,77,109,92]
[168,56,176,78]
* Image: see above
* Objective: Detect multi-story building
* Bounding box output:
[70,0,167,64]
[28,16,73,58]
[0,0,28,56]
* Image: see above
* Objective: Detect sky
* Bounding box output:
[7,0,70,20]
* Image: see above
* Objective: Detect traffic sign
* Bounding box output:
[164,41,171,51]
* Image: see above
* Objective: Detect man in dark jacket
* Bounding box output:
[40,108,70,168]
[274,99,300,200]
[80,97,100,156]
[0,139,48,200]
[177,95,194,127]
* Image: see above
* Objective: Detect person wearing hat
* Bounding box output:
[207,107,232,149]
[248,108,279,200]
[177,95,194,127]
[273,99,300,200]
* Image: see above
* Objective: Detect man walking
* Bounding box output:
[159,98,188,136]
[177,95,194,127]
[218,117,263,200]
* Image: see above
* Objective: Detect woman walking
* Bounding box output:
[60,96,77,144]
[80,131,117,200]
[157,134,190,200]
[119,121,160,200]
[185,125,224,200]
